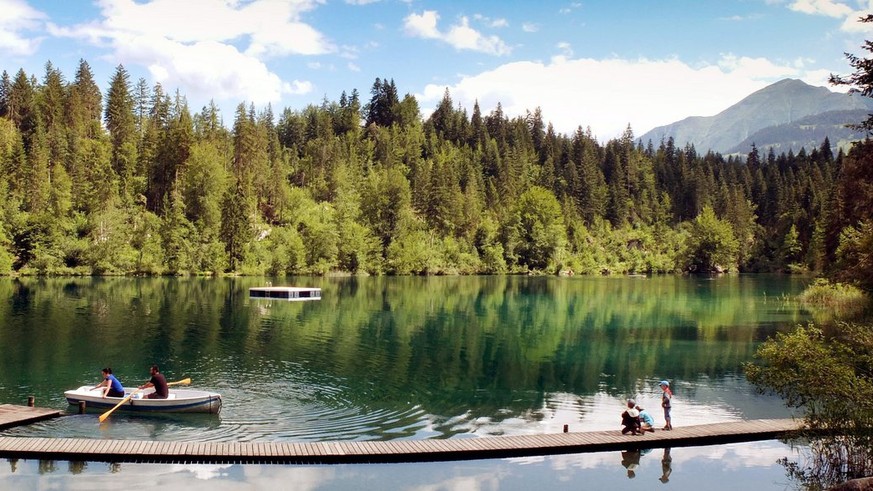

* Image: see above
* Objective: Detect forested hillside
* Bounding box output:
[0,60,868,277]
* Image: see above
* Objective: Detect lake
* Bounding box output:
[0,275,812,488]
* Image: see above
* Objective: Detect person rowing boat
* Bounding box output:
[93,367,124,398]
[138,364,169,399]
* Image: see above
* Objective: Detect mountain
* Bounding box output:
[638,79,873,155]
[724,109,872,155]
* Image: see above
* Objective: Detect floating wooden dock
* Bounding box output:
[0,418,802,464]
[249,286,321,301]
[0,404,63,431]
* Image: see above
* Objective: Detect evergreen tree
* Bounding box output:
[220,182,253,272]
[67,59,102,139]
[0,71,11,117]
[104,65,138,198]
[7,69,38,151]
[830,14,873,132]
[365,77,400,127]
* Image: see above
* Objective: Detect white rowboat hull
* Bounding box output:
[64,386,222,414]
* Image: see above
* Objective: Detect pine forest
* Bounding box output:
[0,60,871,284]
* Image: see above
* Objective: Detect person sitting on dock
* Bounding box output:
[138,364,169,399]
[94,367,124,398]
[621,399,641,435]
[636,405,656,433]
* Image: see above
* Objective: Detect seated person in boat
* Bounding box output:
[636,405,656,433]
[621,399,641,435]
[94,367,124,398]
[139,364,169,399]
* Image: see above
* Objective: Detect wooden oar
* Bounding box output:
[97,378,192,423]
[98,388,143,423]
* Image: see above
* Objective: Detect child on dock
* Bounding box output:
[621,399,641,435]
[635,405,656,433]
[659,380,673,430]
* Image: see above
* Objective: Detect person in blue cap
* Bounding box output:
[659,380,673,430]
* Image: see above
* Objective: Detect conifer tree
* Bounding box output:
[67,59,102,139]
[0,71,11,118]
[105,65,138,199]
[830,14,873,132]
[7,69,38,151]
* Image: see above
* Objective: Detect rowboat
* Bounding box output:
[64,386,222,414]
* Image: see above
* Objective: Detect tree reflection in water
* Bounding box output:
[781,435,873,490]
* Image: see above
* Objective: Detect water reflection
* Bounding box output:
[660,448,673,483]
[620,448,644,478]
[0,276,809,442]
[616,448,673,482]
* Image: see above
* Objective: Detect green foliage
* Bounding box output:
[0,63,861,276]
[684,205,739,273]
[259,225,306,276]
[86,206,139,274]
[745,323,873,431]
[513,186,566,271]
[336,220,381,274]
[161,191,195,274]
[800,278,867,305]
[835,221,873,291]
[387,229,433,275]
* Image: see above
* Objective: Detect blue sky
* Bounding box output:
[2,0,871,140]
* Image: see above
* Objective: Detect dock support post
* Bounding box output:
[27,396,34,407]
[78,401,86,414]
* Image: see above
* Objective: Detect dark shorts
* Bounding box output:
[107,389,124,398]
[145,392,167,399]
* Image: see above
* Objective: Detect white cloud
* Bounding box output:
[787,0,873,32]
[717,54,798,79]
[788,0,853,18]
[522,22,540,33]
[347,62,361,72]
[50,0,327,105]
[445,17,511,55]
[404,10,441,39]
[473,14,509,28]
[419,55,825,141]
[284,80,313,95]
[404,10,511,56]
[0,0,46,56]
[118,37,295,104]
[556,41,573,58]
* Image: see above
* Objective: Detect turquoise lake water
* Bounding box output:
[0,275,814,489]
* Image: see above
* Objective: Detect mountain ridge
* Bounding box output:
[638,78,873,155]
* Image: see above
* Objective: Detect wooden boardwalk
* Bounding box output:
[0,418,802,464]
[0,404,63,431]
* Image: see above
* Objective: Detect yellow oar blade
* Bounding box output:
[98,388,142,423]
[167,378,191,386]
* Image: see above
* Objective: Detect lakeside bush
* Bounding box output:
[799,279,869,310]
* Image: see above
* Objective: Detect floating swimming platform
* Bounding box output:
[249,286,322,301]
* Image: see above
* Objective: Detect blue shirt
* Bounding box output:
[106,374,123,393]
[639,409,655,426]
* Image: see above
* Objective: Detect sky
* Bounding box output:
[1,0,872,141]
